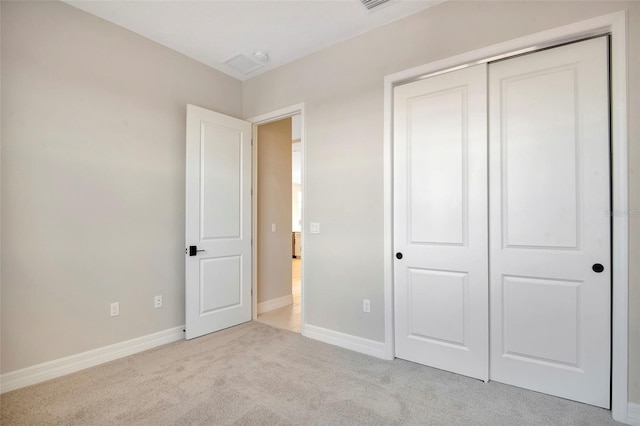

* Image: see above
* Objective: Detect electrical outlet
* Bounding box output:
[363,299,370,313]
[271,223,277,232]
[154,295,163,308]
[110,302,120,317]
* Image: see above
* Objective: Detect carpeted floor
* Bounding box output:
[0,322,619,425]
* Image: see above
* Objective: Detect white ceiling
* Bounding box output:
[65,0,442,81]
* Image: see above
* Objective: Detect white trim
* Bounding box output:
[628,403,640,426]
[383,10,628,422]
[247,103,305,126]
[304,324,386,359]
[247,103,306,335]
[0,326,185,394]
[257,294,293,315]
[383,67,395,361]
[609,10,630,424]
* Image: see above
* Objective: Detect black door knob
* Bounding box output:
[395,252,403,260]
[592,263,605,273]
[188,246,205,256]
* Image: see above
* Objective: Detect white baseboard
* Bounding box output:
[257,294,293,315]
[303,324,386,359]
[627,402,640,425]
[0,325,185,394]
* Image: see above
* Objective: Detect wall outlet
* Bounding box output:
[271,223,277,232]
[363,299,371,313]
[110,302,120,317]
[154,295,163,308]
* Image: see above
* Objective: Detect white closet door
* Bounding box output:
[489,37,610,407]
[394,64,489,381]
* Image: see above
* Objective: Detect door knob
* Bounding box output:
[396,252,403,260]
[188,246,205,256]
[592,263,605,273]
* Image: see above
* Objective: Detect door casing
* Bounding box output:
[383,11,629,422]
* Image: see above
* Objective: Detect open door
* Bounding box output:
[185,104,252,339]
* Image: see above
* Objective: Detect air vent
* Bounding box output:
[224,54,264,74]
[360,0,392,11]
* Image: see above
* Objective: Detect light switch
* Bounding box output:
[310,222,320,234]
[271,223,277,232]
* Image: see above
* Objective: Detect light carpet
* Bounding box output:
[0,322,619,425]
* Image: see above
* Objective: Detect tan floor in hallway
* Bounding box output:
[256,258,301,333]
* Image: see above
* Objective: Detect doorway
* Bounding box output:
[250,107,305,334]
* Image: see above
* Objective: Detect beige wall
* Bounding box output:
[0,2,3,375]
[243,0,640,402]
[627,0,640,404]
[257,119,293,304]
[0,1,242,373]
[292,183,302,233]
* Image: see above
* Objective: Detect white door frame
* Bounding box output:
[247,103,306,334]
[383,11,629,422]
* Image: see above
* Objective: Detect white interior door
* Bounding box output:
[185,104,252,340]
[489,37,611,407]
[394,64,489,381]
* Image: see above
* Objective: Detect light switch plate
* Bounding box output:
[310,222,320,234]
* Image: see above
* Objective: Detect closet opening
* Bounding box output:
[388,24,627,416]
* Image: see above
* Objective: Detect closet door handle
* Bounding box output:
[592,263,604,273]
[395,252,403,260]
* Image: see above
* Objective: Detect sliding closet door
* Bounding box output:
[394,64,488,381]
[488,37,610,407]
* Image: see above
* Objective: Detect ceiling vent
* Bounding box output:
[360,0,392,11]
[224,54,264,75]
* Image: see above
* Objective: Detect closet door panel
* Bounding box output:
[394,64,489,381]
[489,37,611,408]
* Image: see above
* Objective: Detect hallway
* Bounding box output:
[256,258,301,333]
